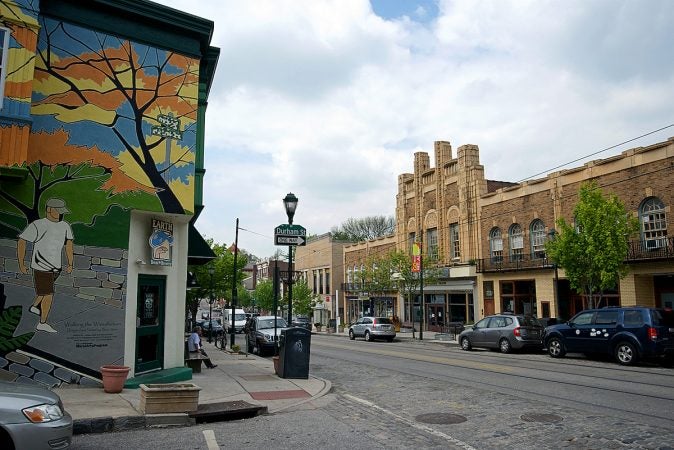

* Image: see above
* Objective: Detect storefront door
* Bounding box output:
[427,304,444,332]
[135,275,165,374]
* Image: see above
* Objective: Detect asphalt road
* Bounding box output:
[72,334,674,449]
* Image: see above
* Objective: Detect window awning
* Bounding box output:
[188,223,215,265]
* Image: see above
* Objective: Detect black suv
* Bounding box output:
[544,306,674,365]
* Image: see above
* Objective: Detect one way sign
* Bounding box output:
[275,235,306,246]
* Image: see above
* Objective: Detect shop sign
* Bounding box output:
[149,218,174,266]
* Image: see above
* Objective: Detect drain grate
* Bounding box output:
[415,413,467,425]
[520,413,563,423]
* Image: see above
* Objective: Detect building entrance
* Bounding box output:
[135,275,165,374]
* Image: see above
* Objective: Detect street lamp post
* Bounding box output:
[230,218,239,348]
[207,264,215,343]
[283,193,298,324]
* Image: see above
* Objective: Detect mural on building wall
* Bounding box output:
[0,12,200,385]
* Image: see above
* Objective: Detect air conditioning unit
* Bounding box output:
[645,239,664,250]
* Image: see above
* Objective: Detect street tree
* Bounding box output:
[286,280,321,317]
[253,279,275,313]
[546,182,639,309]
[331,216,395,241]
[186,240,248,326]
[387,250,441,325]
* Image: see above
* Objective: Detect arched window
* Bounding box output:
[509,224,523,261]
[489,227,503,263]
[530,219,546,258]
[640,197,667,249]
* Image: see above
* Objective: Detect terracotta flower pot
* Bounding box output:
[272,356,280,376]
[100,365,130,393]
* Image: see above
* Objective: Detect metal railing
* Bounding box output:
[626,236,674,261]
[476,254,553,273]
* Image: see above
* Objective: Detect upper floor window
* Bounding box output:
[408,232,416,254]
[509,224,523,261]
[347,267,352,283]
[0,27,9,109]
[426,228,438,261]
[640,197,667,249]
[530,219,546,258]
[449,223,460,260]
[489,227,503,262]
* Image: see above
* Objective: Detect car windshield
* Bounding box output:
[234,314,246,321]
[375,318,392,324]
[294,318,309,323]
[258,318,287,329]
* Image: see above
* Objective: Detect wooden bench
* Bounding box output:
[185,353,205,373]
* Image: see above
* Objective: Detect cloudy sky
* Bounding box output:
[156,0,674,259]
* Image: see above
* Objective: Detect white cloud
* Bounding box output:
[155,0,674,258]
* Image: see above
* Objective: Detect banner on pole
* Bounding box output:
[411,242,421,273]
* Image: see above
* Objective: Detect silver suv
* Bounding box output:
[349,317,396,342]
[459,313,544,353]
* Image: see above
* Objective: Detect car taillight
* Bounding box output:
[648,326,658,341]
[513,326,521,337]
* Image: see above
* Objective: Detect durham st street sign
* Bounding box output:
[274,224,307,246]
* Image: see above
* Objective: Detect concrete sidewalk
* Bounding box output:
[55,328,456,435]
[54,341,330,435]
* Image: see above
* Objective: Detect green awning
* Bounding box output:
[188,223,215,265]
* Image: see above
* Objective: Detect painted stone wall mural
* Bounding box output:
[0,7,201,385]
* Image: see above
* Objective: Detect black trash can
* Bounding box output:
[278,327,311,379]
[328,318,337,332]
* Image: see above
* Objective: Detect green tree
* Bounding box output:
[386,249,441,323]
[287,280,321,317]
[253,279,275,313]
[331,216,395,241]
[546,182,639,309]
[185,240,248,326]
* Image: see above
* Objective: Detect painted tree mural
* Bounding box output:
[0,129,160,246]
[31,17,199,214]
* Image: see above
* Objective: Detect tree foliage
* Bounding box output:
[545,182,639,309]
[331,216,395,242]
[186,240,248,324]
[253,279,275,313]
[286,280,321,317]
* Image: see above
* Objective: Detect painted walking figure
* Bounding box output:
[17,198,74,333]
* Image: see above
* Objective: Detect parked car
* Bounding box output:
[291,316,312,331]
[0,380,73,449]
[544,306,674,366]
[247,315,288,356]
[348,316,396,342]
[459,313,544,353]
[197,319,224,337]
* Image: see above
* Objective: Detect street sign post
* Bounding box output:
[274,224,306,246]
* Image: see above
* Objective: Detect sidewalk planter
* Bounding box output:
[139,383,201,414]
[100,365,130,393]
[314,323,322,332]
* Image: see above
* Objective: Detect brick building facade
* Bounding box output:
[394,137,674,330]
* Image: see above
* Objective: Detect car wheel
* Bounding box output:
[386,337,394,342]
[499,338,512,354]
[349,329,355,340]
[547,337,566,358]
[615,341,638,366]
[460,337,472,351]
[365,331,372,342]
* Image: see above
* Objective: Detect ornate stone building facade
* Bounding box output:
[394,137,674,329]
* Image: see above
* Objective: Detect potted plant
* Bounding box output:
[314,322,322,332]
[100,365,130,393]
